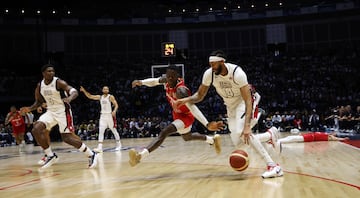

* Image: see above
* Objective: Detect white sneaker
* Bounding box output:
[262,165,283,178]
[88,152,98,169]
[41,153,59,169]
[93,148,103,153]
[38,155,47,165]
[115,142,121,151]
[267,127,280,149]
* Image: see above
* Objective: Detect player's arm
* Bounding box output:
[177,86,224,131]
[58,79,78,103]
[240,84,253,144]
[175,84,210,108]
[20,84,45,114]
[110,95,119,117]
[79,86,101,100]
[4,113,12,125]
[132,76,165,88]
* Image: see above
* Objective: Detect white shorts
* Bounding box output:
[99,113,116,130]
[227,103,260,147]
[38,109,74,133]
[172,119,192,135]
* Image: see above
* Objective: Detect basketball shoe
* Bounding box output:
[267,127,280,149]
[129,149,141,167]
[212,134,221,154]
[93,146,103,153]
[88,152,98,169]
[262,164,283,178]
[38,155,47,165]
[115,142,121,151]
[41,153,59,169]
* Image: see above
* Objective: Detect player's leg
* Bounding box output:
[128,123,177,167]
[58,110,97,168]
[95,116,106,153]
[228,105,283,178]
[110,115,121,151]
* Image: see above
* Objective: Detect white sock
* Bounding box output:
[206,136,214,144]
[79,143,94,157]
[140,149,150,159]
[98,143,103,149]
[44,147,54,157]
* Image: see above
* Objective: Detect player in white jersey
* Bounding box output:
[21,64,98,169]
[80,86,122,152]
[175,50,283,178]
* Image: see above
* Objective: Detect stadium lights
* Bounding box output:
[36,10,41,14]
[209,7,213,11]
[265,3,269,7]
[279,2,283,6]
[67,10,71,15]
[5,9,9,14]
[237,5,241,9]
[223,6,227,10]
[52,10,56,14]
[168,9,172,13]
[21,9,25,14]
[196,8,199,12]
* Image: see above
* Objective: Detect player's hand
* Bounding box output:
[63,97,71,104]
[206,121,225,131]
[241,127,252,145]
[131,80,142,88]
[20,107,30,114]
[173,98,186,109]
[79,86,85,92]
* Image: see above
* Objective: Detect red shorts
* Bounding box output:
[12,125,25,135]
[302,132,329,142]
[172,111,194,128]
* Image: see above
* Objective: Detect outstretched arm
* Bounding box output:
[80,86,101,100]
[132,77,165,88]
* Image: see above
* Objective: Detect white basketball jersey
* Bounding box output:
[40,77,65,113]
[100,95,112,114]
[202,63,248,108]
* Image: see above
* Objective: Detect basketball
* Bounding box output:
[229,149,249,171]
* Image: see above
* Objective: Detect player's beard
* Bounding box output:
[213,65,223,75]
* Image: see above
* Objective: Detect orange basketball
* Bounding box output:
[229,149,249,171]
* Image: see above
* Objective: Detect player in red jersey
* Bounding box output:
[5,106,26,151]
[129,65,224,167]
[276,130,349,153]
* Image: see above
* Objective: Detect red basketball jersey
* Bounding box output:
[9,111,25,134]
[165,79,194,128]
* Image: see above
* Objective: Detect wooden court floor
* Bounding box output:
[0,133,359,198]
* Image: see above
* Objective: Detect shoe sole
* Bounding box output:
[89,153,98,169]
[129,149,139,167]
[214,134,221,154]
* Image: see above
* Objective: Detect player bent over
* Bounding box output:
[129,65,224,167]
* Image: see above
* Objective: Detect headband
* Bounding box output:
[209,56,226,62]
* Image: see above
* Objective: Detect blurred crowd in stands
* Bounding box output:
[1,50,359,145]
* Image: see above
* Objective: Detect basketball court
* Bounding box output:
[0,133,359,198]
